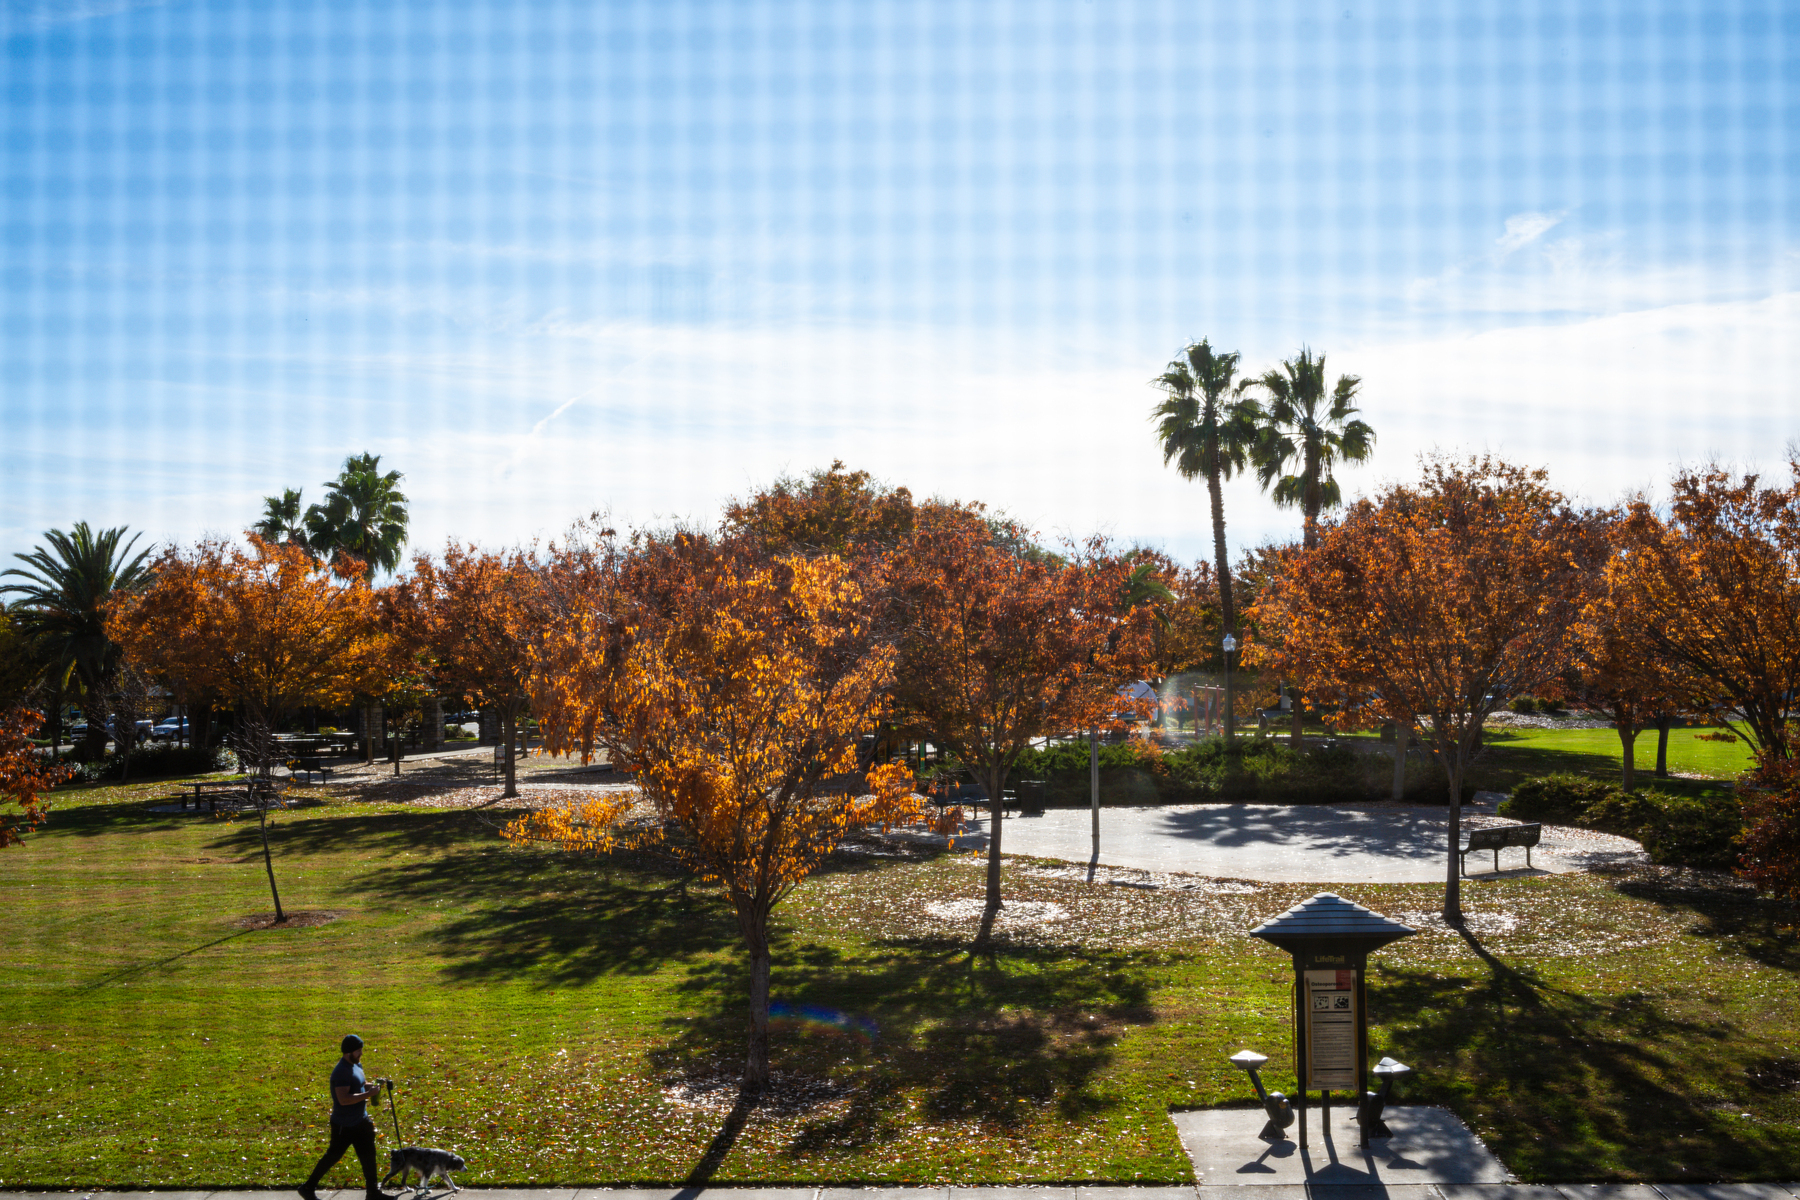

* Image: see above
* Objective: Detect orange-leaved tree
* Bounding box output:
[1252,457,1604,922]
[1568,512,1710,788]
[1,707,74,847]
[509,528,916,1092]
[722,459,916,560]
[389,544,542,798]
[1610,460,1800,762]
[110,535,389,725]
[889,508,1155,944]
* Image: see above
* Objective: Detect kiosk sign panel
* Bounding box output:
[1303,968,1359,1090]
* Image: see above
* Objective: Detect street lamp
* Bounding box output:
[1222,633,1238,744]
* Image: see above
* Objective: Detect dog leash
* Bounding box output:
[379,1077,403,1144]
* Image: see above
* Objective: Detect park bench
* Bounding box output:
[1459,822,1541,875]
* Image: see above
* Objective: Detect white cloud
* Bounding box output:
[1495,211,1566,256]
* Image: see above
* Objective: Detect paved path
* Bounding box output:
[6,1185,1794,1199]
[952,799,1642,884]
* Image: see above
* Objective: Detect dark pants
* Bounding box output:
[305,1117,379,1189]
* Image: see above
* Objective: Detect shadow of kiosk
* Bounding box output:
[1248,891,1416,1149]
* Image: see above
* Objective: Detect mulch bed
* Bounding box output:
[233,910,346,931]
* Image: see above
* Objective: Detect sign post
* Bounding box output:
[1249,892,1416,1147]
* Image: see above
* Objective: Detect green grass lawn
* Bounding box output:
[1,774,1797,1188]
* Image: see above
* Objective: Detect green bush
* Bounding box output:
[1500,774,1617,824]
[1501,775,1743,870]
[67,744,232,784]
[1509,696,1541,715]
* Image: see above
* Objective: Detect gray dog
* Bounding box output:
[380,1146,466,1196]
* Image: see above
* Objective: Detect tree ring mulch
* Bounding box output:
[234,910,346,931]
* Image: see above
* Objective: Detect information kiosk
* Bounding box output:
[1248,892,1417,1147]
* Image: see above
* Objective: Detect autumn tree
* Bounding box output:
[889,508,1155,943]
[110,536,389,731]
[388,545,542,798]
[1253,457,1604,922]
[723,460,916,560]
[512,529,917,1092]
[1610,460,1800,761]
[1,707,74,847]
[1568,519,1710,788]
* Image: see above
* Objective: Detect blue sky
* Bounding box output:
[3,0,1795,566]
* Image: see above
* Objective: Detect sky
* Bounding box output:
[2,0,1795,568]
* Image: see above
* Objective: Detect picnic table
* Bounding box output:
[181,776,284,813]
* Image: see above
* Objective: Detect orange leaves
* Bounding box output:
[500,794,633,855]
[107,535,387,718]
[1609,458,1800,760]
[0,706,73,847]
[518,532,910,912]
[1254,456,1601,741]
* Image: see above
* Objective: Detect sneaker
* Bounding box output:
[297,1188,320,1200]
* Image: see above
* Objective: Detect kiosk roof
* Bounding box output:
[1249,891,1416,948]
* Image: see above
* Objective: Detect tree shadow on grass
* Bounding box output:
[1605,870,1800,973]
[654,933,1157,1165]
[1379,925,1800,1182]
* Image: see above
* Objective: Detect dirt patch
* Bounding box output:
[233,910,346,931]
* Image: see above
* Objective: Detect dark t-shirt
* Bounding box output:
[329,1057,369,1126]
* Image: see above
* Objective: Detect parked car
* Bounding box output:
[152,717,189,741]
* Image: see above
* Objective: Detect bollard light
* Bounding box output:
[1229,1049,1294,1142]
[1355,1056,1411,1144]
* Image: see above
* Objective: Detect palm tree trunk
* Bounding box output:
[1206,463,1237,743]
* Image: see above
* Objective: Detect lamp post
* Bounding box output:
[1222,633,1238,744]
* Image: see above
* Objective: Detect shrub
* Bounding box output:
[1508,696,1540,715]
[1583,787,1742,871]
[67,743,232,784]
[1739,758,1800,898]
[1502,774,1743,871]
[1500,774,1616,824]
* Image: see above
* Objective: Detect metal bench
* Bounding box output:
[184,777,283,812]
[1459,822,1542,875]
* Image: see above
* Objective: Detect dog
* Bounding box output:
[380,1146,466,1196]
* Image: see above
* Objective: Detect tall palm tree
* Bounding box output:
[252,488,309,547]
[1243,347,1375,549]
[304,453,409,579]
[1,523,152,752]
[1152,339,1259,741]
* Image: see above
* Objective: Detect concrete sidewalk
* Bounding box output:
[6,1185,1797,1200]
[958,800,1645,884]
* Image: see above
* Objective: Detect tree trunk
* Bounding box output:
[1089,727,1100,879]
[1391,731,1407,801]
[1654,714,1672,778]
[1442,748,1464,924]
[259,805,286,923]
[1207,463,1239,745]
[1618,724,1640,789]
[501,706,518,799]
[195,702,214,752]
[1291,688,1304,748]
[425,696,443,750]
[743,937,771,1092]
[977,761,1007,946]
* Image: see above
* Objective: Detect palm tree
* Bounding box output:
[1152,339,1259,741]
[252,488,309,547]
[1243,347,1376,549]
[1,523,152,753]
[304,453,409,579]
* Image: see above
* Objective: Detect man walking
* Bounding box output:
[298,1034,396,1200]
